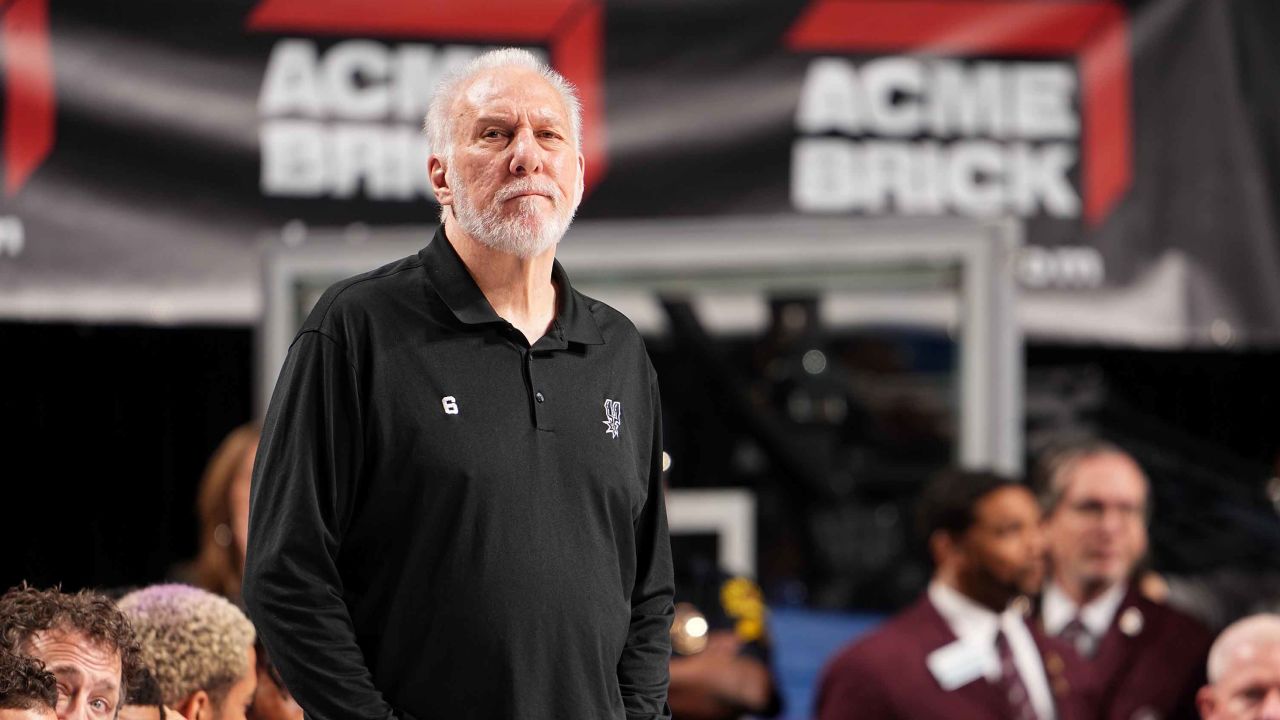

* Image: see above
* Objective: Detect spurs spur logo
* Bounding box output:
[602,398,621,439]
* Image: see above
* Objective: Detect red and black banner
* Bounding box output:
[2,0,1279,346]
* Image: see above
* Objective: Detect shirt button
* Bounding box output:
[535,391,546,403]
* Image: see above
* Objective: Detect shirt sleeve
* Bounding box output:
[242,330,414,720]
[617,367,675,720]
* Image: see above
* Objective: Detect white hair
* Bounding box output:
[423,47,583,162]
[1207,613,1280,683]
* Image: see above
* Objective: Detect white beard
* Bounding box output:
[449,168,578,259]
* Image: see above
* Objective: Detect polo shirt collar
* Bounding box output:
[421,225,605,346]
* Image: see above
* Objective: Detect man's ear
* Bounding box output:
[429,155,452,207]
[176,689,210,720]
[928,530,955,567]
[1196,685,1217,719]
[575,151,585,204]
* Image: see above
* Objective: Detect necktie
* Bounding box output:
[1059,615,1096,658]
[996,630,1038,720]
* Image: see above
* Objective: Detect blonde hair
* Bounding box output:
[117,585,255,707]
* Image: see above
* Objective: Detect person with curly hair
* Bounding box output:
[0,584,144,720]
[116,585,255,720]
[0,649,57,720]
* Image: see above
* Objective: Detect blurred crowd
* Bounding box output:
[2,427,1278,720]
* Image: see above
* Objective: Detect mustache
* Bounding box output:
[495,179,563,203]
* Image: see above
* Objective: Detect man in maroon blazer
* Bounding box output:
[1034,439,1212,720]
[816,471,1092,720]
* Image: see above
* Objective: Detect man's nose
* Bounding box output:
[508,127,543,176]
[1259,688,1280,720]
[1092,504,1122,533]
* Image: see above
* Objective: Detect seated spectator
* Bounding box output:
[0,650,57,720]
[1033,438,1212,720]
[117,585,256,720]
[1197,614,1280,720]
[0,585,143,720]
[665,453,780,720]
[117,667,183,720]
[816,470,1090,720]
[668,564,780,720]
[175,424,259,603]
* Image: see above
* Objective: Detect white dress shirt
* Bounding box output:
[928,581,1057,720]
[1042,580,1126,639]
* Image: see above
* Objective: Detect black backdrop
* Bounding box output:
[3,321,1277,603]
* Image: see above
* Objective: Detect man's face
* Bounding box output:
[958,486,1047,600]
[23,628,122,720]
[1044,452,1148,593]
[1199,642,1280,720]
[433,67,584,259]
[210,645,257,720]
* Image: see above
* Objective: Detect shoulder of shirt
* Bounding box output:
[1126,590,1212,643]
[297,253,424,339]
[572,288,655,368]
[573,288,637,338]
[828,596,931,671]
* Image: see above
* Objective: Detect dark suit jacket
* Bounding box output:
[1037,585,1212,720]
[816,595,1094,720]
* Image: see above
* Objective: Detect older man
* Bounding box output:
[817,471,1091,720]
[1198,614,1280,720]
[0,585,143,720]
[117,585,256,720]
[1034,438,1211,720]
[243,48,672,720]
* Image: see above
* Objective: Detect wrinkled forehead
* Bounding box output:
[454,68,572,128]
[26,627,122,687]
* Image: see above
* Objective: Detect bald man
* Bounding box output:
[1198,614,1280,720]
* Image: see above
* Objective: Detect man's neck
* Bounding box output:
[445,220,557,345]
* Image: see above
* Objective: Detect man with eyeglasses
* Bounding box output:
[1033,439,1212,720]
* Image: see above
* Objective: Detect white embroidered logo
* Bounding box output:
[441,396,459,415]
[602,399,622,438]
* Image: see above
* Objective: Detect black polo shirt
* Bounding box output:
[244,226,674,720]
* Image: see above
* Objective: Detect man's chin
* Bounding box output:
[1078,567,1129,591]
